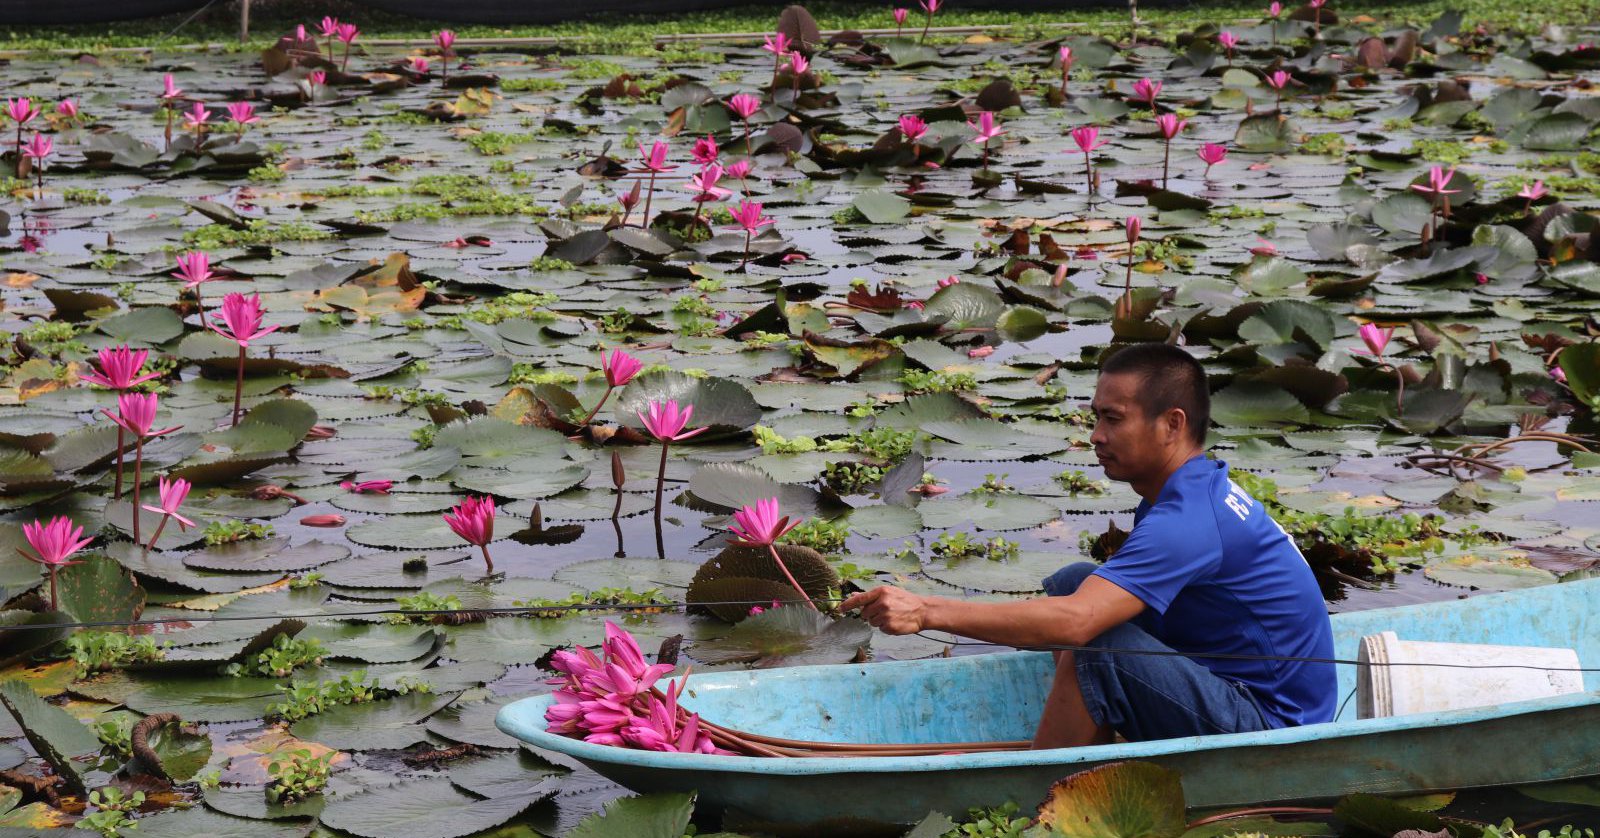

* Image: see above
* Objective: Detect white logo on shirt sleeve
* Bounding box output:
[1223,481,1253,521]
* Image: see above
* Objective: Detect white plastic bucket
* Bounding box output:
[1356,630,1584,719]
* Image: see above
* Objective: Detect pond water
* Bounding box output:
[1,8,1599,835]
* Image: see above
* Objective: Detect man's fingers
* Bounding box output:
[839,587,884,612]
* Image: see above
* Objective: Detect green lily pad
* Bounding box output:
[1034,761,1186,838]
[319,776,552,838]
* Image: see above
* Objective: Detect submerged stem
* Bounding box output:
[653,440,671,521]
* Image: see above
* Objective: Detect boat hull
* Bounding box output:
[498,578,1600,826]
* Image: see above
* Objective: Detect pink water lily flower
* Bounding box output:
[686,163,732,204]
[920,0,940,13]
[637,399,708,442]
[762,31,793,58]
[336,22,359,43]
[727,93,762,120]
[635,141,676,174]
[319,16,341,37]
[1132,78,1162,107]
[340,479,394,494]
[80,346,159,390]
[443,495,497,571]
[410,56,431,74]
[898,114,928,142]
[141,476,196,549]
[1197,142,1228,174]
[308,70,327,87]
[57,98,79,119]
[1552,366,1568,385]
[1518,180,1547,202]
[728,199,775,233]
[787,52,810,76]
[893,7,909,26]
[1155,113,1187,140]
[1071,125,1108,153]
[729,498,816,609]
[601,348,644,388]
[20,516,92,609]
[5,97,37,125]
[937,275,960,288]
[1266,70,1291,90]
[691,134,718,166]
[1059,44,1073,68]
[182,102,211,131]
[434,29,455,51]
[225,102,259,128]
[968,110,1004,144]
[294,24,308,42]
[173,250,214,288]
[1356,322,1394,357]
[21,134,51,164]
[161,74,183,100]
[725,158,752,180]
[1268,1,1282,16]
[22,516,92,568]
[211,292,280,348]
[103,392,181,440]
[1219,31,1239,49]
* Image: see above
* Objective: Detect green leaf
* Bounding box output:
[319,776,552,838]
[98,306,185,345]
[0,680,100,795]
[1333,793,1455,837]
[852,189,912,224]
[924,283,1005,329]
[1559,343,1600,409]
[127,807,316,838]
[569,793,695,838]
[616,371,762,433]
[690,606,872,667]
[1523,112,1592,150]
[290,690,459,751]
[996,305,1049,342]
[1034,761,1187,838]
[1210,381,1309,427]
[1233,114,1298,152]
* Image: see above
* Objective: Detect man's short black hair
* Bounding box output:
[1100,343,1210,445]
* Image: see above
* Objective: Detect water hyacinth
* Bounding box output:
[443,495,497,573]
[19,516,92,610]
[729,497,815,610]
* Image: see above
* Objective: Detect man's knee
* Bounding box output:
[1042,562,1099,597]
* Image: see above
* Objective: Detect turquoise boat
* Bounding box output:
[496,578,1600,828]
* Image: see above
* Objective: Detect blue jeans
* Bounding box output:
[1042,563,1271,742]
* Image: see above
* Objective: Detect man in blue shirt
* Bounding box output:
[841,343,1336,747]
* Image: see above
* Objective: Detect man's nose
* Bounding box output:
[1089,423,1105,445]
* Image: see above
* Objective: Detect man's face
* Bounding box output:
[1089,372,1170,483]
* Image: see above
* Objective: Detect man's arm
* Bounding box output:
[839,576,1146,649]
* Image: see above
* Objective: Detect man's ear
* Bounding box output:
[1164,407,1188,442]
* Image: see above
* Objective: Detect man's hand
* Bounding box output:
[839,586,929,635]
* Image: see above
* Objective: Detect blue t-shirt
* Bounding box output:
[1092,456,1336,728]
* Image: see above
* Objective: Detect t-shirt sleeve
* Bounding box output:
[1091,506,1222,614]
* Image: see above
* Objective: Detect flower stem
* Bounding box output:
[741,229,753,271]
[131,436,144,544]
[164,106,173,152]
[653,440,670,522]
[480,543,495,574]
[146,513,171,553]
[578,385,615,428]
[743,117,753,156]
[919,11,932,43]
[232,344,245,427]
[48,566,58,611]
[114,425,126,500]
[767,544,818,610]
[1083,153,1093,201]
[1394,364,1406,416]
[1161,138,1171,190]
[642,171,657,229]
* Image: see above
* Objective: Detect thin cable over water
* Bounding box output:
[5,597,1597,674]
